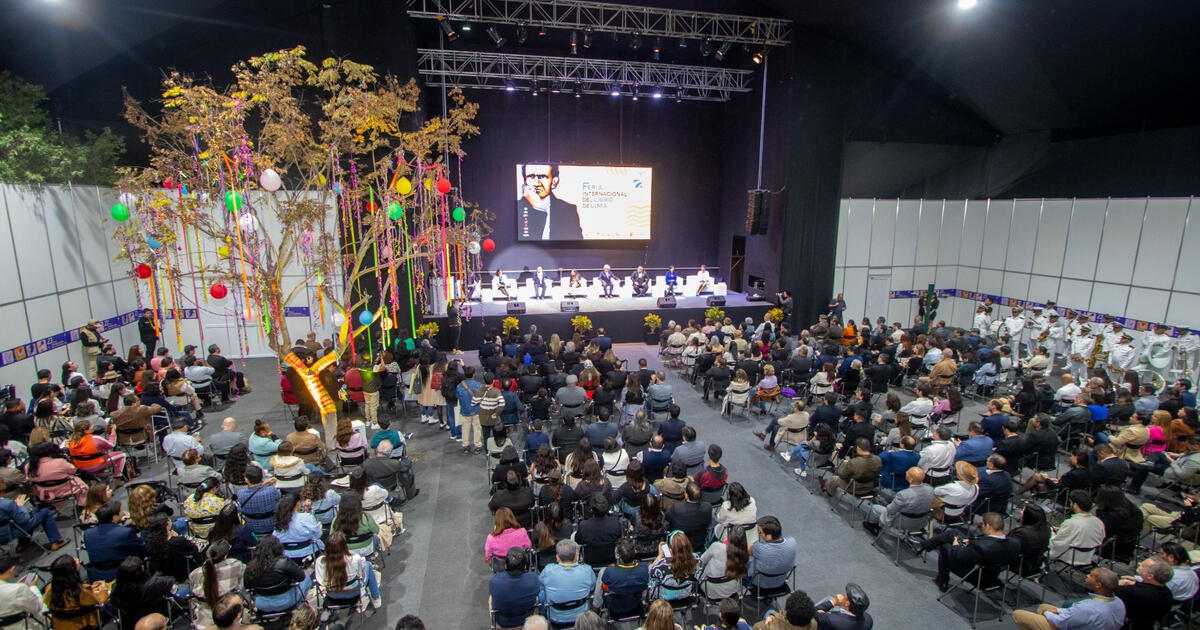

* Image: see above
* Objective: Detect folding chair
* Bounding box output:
[829,478,876,519]
[0,611,48,630]
[1044,543,1103,594]
[748,566,795,616]
[935,562,1011,628]
[316,582,367,628]
[545,597,590,629]
[0,511,51,553]
[600,592,645,626]
[870,510,931,564]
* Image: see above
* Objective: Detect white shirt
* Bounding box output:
[918,440,955,472]
[1110,343,1137,370]
[0,580,46,630]
[1069,334,1096,358]
[973,313,992,332]
[900,397,933,418]
[1004,316,1026,336]
[1055,383,1082,404]
[696,270,711,284]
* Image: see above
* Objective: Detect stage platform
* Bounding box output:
[427,290,773,347]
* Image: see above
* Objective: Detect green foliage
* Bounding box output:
[0,72,124,185]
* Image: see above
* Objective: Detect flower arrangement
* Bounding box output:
[501,316,520,334]
[705,306,726,322]
[644,313,663,330]
[571,315,594,333]
[415,322,439,338]
[766,307,784,324]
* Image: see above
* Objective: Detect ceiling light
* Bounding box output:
[487,26,506,48]
[575,82,583,98]
[700,37,713,57]
[437,17,458,42]
[678,38,688,48]
[570,31,578,55]
[652,37,662,60]
[630,31,642,50]
[550,80,563,94]
[610,83,620,97]
[652,85,663,99]
[516,22,528,43]
[537,24,547,36]
[460,22,472,32]
[957,0,978,8]
[714,41,731,61]
[632,84,640,101]
[504,77,515,92]
[531,80,540,96]
[583,27,593,49]
[752,47,766,64]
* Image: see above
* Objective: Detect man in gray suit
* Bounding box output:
[861,467,934,536]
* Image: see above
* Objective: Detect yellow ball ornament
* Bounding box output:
[217,245,230,259]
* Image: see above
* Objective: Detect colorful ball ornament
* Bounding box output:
[482,238,496,252]
[224,191,243,212]
[209,283,228,299]
[217,245,230,259]
[395,177,412,195]
[365,201,379,214]
[135,264,153,279]
[110,203,130,222]
[381,316,394,330]
[163,177,176,190]
[118,192,137,207]
[331,311,346,327]
[436,177,452,194]
[467,241,481,255]
[333,182,343,195]
[146,236,163,249]
[358,311,374,326]
[238,213,257,232]
[452,206,465,222]
[387,202,404,220]
[259,168,282,192]
[423,178,433,191]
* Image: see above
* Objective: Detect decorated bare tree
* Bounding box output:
[113,46,489,362]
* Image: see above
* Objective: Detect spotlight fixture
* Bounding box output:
[486,26,506,48]
[583,27,593,49]
[504,77,515,92]
[958,0,978,8]
[751,47,766,64]
[652,85,663,99]
[610,83,621,97]
[629,31,642,50]
[700,37,713,57]
[575,82,583,98]
[652,37,661,60]
[460,22,472,32]
[516,22,528,43]
[437,17,458,42]
[531,80,540,96]
[570,31,578,55]
[632,84,640,101]
[678,37,688,48]
[714,41,731,61]
[537,24,547,36]
[550,80,563,94]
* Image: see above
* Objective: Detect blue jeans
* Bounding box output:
[365,561,380,599]
[788,443,812,470]
[20,508,62,543]
[448,406,460,439]
[255,574,313,613]
[419,404,436,417]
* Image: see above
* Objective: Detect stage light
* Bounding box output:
[678,37,688,48]
[460,22,472,32]
[632,84,640,101]
[487,26,507,48]
[752,47,766,64]
[630,31,642,50]
[583,27,593,48]
[531,80,540,96]
[575,82,583,98]
[700,37,713,57]
[652,85,663,99]
[550,80,563,93]
[537,24,547,36]
[958,0,978,8]
[570,31,578,55]
[437,17,458,42]
[610,83,621,96]
[652,37,662,60]
[714,41,731,61]
[504,77,515,92]
[516,22,528,43]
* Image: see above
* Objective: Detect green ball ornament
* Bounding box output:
[224,191,243,212]
[387,202,404,220]
[110,203,130,222]
[452,206,465,222]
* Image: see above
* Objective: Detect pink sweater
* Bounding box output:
[1143,426,1167,455]
[484,527,531,562]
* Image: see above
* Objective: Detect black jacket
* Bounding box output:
[137,316,158,343]
[665,500,712,551]
[1023,429,1059,470]
[994,435,1027,475]
[941,535,1021,587]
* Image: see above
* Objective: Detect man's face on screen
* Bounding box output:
[524,165,556,199]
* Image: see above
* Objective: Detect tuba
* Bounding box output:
[1146,340,1174,369]
[1087,337,1105,368]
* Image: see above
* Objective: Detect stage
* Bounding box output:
[427,290,774,347]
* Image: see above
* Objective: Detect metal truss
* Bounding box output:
[417,48,755,101]
[406,0,791,46]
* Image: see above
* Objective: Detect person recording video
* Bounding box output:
[518,164,583,240]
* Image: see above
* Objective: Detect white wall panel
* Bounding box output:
[57,289,91,339]
[833,267,845,298]
[1094,198,1146,285]
[1032,200,1071,276]
[835,200,850,268]
[844,200,874,265]
[87,284,117,320]
[1174,199,1200,294]
[1057,279,1093,312]
[843,267,869,323]
[77,187,114,286]
[1062,199,1107,280]
[957,267,980,296]
[938,201,965,265]
[5,187,54,297]
[1002,272,1031,302]
[915,200,943,266]
[1133,198,1188,290]
[0,303,31,353]
[978,269,1003,295]
[1126,287,1170,323]
[893,201,920,266]
[959,200,988,266]
[888,267,914,325]
[1089,283,1130,319]
[35,348,70,378]
[1027,275,1060,308]
[44,187,86,292]
[25,295,65,342]
[980,200,1013,270]
[1167,293,1200,328]
[1006,200,1041,274]
[0,191,19,295]
[868,199,897,267]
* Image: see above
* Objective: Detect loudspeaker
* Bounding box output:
[657,297,677,308]
[560,300,579,313]
[746,189,770,235]
[706,296,726,307]
[506,301,526,315]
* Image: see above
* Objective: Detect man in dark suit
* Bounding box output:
[0,399,35,444]
[974,454,1014,515]
[994,421,1027,476]
[933,512,1020,592]
[1093,443,1131,487]
[664,482,712,551]
[594,328,613,353]
[517,164,582,240]
[137,308,158,357]
[83,501,147,580]
[631,266,650,297]
[597,265,617,298]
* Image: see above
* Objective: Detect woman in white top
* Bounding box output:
[314,531,382,610]
[694,264,711,295]
[809,362,836,397]
[712,482,758,545]
[492,269,511,299]
[723,370,751,416]
[601,438,631,487]
[934,461,980,523]
[698,525,750,601]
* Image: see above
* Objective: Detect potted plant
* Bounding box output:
[705,306,726,323]
[570,315,594,337]
[501,316,520,336]
[643,313,662,345]
[415,322,440,339]
[766,307,784,324]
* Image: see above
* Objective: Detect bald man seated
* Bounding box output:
[862,467,935,536]
[206,417,244,458]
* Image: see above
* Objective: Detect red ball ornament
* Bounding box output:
[210,283,228,299]
[162,177,175,190]
[365,201,379,213]
[135,264,153,279]
[436,177,452,194]
[482,238,496,252]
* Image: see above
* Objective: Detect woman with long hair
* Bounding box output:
[574,458,612,503]
[333,417,368,467]
[484,507,532,566]
[125,483,169,531]
[146,511,201,582]
[43,555,109,630]
[614,459,650,517]
[76,483,111,526]
[564,437,597,489]
[531,501,571,566]
[331,493,380,557]
[346,469,393,542]
[809,362,836,397]
[272,492,323,560]
[631,493,667,559]
[315,532,382,610]
[933,461,980,525]
[1094,486,1143,563]
[66,419,125,481]
[528,443,560,491]
[221,443,258,490]
[244,535,313,614]
[698,525,750,601]
[207,502,258,563]
[188,540,246,629]
[415,356,447,426]
[601,436,631,487]
[111,556,174,630]
[1008,503,1050,577]
[1171,407,1198,452]
[536,468,576,511]
[104,382,127,415]
[641,599,683,630]
[714,482,758,545]
[301,471,340,526]
[622,373,645,419]
[648,531,699,602]
[182,476,227,539]
[126,345,144,366]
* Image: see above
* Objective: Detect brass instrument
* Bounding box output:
[1037,329,1050,343]
[1086,337,1104,368]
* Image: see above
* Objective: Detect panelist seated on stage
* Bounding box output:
[566,269,585,297]
[597,265,618,299]
[663,265,679,297]
[517,164,583,240]
[492,269,514,300]
[631,266,651,298]
[693,265,712,295]
[531,266,551,300]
